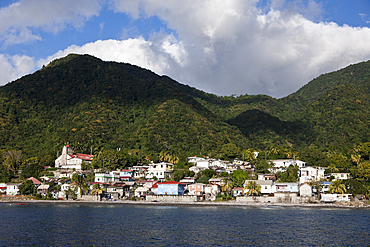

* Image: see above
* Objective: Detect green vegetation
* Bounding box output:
[0,54,369,190]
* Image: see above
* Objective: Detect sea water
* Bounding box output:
[0,203,369,246]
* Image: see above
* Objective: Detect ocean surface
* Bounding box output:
[0,203,369,246]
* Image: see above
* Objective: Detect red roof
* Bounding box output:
[120,169,133,172]
[151,182,158,188]
[28,177,42,185]
[0,187,6,189]
[157,181,185,185]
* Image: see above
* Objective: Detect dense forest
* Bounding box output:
[0,54,370,185]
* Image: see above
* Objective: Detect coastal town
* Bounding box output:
[0,144,367,207]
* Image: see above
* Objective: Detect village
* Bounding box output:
[0,144,361,205]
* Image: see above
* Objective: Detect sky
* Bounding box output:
[1,0,370,98]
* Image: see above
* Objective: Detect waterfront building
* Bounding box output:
[157,181,185,195]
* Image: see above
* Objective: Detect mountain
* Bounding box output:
[0,54,248,157]
[1,54,370,159]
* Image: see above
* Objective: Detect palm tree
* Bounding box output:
[74,175,89,198]
[328,180,347,194]
[221,177,233,195]
[91,183,104,200]
[244,181,261,196]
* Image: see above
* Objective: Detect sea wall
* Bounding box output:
[146,195,199,202]
[236,193,302,204]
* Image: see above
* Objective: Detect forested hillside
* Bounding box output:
[1,54,370,159]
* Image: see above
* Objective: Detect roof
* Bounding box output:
[151,182,159,188]
[37,184,50,190]
[28,177,42,185]
[120,169,133,172]
[232,187,244,190]
[157,181,185,185]
[108,182,127,188]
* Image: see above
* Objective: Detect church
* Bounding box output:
[55,145,93,170]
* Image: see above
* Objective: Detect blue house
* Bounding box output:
[157,181,185,195]
[275,182,299,193]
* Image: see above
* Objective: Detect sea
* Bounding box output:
[0,203,369,246]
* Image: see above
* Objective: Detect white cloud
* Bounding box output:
[105,0,370,97]
[0,0,102,45]
[4,0,370,98]
[37,36,187,74]
[0,54,36,85]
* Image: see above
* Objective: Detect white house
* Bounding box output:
[299,183,312,197]
[55,145,93,170]
[6,183,20,195]
[270,159,306,172]
[244,180,275,195]
[95,171,120,183]
[146,162,173,180]
[299,166,326,184]
[330,173,351,180]
[188,183,205,196]
[321,193,351,203]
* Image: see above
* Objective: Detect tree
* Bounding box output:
[343,179,367,196]
[328,180,347,194]
[91,183,104,200]
[74,175,89,198]
[220,143,240,161]
[231,170,249,188]
[299,147,330,167]
[65,186,77,200]
[277,165,298,182]
[255,159,273,174]
[221,177,233,194]
[3,150,23,174]
[244,181,261,196]
[19,180,35,195]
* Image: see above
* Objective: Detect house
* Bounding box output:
[95,171,120,183]
[135,186,148,197]
[204,183,220,200]
[270,159,306,172]
[299,183,312,197]
[299,166,326,184]
[321,193,351,203]
[208,177,225,186]
[55,145,93,170]
[6,183,20,195]
[275,182,299,193]
[257,174,276,181]
[312,181,331,194]
[330,173,351,180]
[189,166,202,174]
[232,187,244,196]
[146,162,174,181]
[137,180,157,189]
[130,165,149,179]
[107,182,131,199]
[179,177,197,185]
[37,184,50,196]
[157,181,185,195]
[119,169,134,181]
[188,183,205,196]
[28,177,42,186]
[151,182,159,195]
[243,180,275,195]
[0,183,7,194]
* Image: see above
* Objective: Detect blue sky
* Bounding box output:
[1,0,370,98]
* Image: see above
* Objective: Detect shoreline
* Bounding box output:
[1,199,369,209]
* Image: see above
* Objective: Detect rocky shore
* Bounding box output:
[1,198,369,209]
